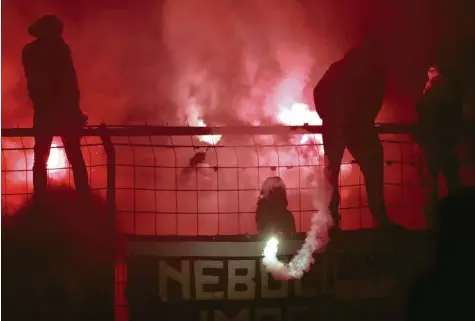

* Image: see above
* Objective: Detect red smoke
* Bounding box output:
[5,0,471,233]
[4,2,473,320]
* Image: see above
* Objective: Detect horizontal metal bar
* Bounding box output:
[1,123,416,137]
[114,204,421,216]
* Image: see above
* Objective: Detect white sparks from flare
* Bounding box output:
[277,102,322,145]
[263,236,279,258]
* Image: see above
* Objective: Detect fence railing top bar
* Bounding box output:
[1,123,416,137]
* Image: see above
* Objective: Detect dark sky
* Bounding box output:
[2,0,474,126]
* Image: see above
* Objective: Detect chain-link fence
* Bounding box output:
[1,124,424,321]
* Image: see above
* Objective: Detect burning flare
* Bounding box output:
[47,142,68,179]
[1,138,70,214]
[277,102,322,144]
[187,103,222,145]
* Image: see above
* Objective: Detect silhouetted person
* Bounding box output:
[414,65,463,229]
[22,15,90,198]
[256,176,296,237]
[2,187,115,321]
[313,37,395,229]
[406,187,475,321]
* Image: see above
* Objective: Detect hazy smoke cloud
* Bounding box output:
[4,0,470,126]
[161,0,361,126]
[2,0,368,128]
[4,0,463,234]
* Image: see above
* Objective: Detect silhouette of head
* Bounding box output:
[259,176,288,207]
[28,15,63,38]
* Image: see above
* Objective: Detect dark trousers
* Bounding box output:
[420,142,461,228]
[33,131,90,197]
[322,125,388,225]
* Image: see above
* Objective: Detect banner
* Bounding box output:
[126,231,433,321]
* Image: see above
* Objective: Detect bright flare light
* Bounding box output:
[262,236,286,273]
[194,118,222,145]
[277,102,322,145]
[187,103,222,145]
[276,102,352,175]
[263,236,279,259]
[47,141,68,180]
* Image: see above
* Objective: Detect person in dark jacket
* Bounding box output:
[414,65,463,229]
[313,37,397,229]
[256,176,296,237]
[22,15,90,198]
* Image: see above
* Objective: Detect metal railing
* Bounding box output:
[1,123,424,321]
[1,123,424,233]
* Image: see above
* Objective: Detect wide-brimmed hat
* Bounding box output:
[28,15,63,38]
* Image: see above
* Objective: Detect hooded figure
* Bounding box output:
[22,15,90,198]
[256,176,296,237]
[313,37,397,229]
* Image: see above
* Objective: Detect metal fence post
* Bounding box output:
[99,124,116,224]
[99,123,116,321]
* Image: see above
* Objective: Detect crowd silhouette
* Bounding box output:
[2,13,475,321]
[313,37,471,231]
[18,15,473,232]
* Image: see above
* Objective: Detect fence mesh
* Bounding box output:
[1,126,426,321]
[1,131,426,233]
[111,133,424,235]
[1,136,108,215]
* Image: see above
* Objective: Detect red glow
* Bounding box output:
[1,0,436,235]
[2,138,70,212]
[186,103,222,145]
[47,141,69,180]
